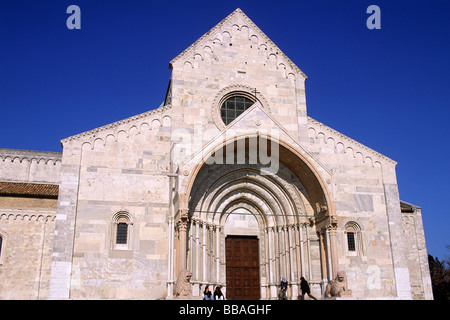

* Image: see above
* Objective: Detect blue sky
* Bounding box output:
[0,0,449,260]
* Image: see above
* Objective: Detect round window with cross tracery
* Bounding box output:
[220,95,255,125]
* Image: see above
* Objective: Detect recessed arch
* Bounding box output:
[181,135,332,299]
[183,134,332,219]
[190,166,307,227]
[222,201,264,237]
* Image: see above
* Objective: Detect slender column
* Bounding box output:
[274,226,280,284]
[283,226,291,284]
[318,230,326,277]
[208,224,214,283]
[327,224,338,279]
[188,218,194,272]
[267,227,277,298]
[177,215,189,275]
[288,225,296,282]
[221,225,226,284]
[202,222,207,282]
[282,226,291,298]
[267,227,274,283]
[190,219,195,280]
[297,224,304,278]
[264,227,270,298]
[194,220,200,280]
[167,217,174,297]
[216,225,220,283]
[324,228,332,281]
[288,225,297,299]
[305,224,312,279]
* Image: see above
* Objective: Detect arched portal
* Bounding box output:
[177,136,334,299]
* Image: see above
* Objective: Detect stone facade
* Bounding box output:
[0,149,60,299]
[0,9,432,300]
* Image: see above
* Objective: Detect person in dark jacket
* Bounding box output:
[214,286,224,300]
[203,286,214,300]
[278,277,288,300]
[300,277,317,300]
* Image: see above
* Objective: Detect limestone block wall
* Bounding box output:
[0,149,59,300]
[51,109,174,299]
[402,208,433,300]
[306,117,430,299]
[2,8,431,300]
[0,207,55,299]
[169,8,309,152]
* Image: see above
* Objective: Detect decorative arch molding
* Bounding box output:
[181,145,324,297]
[174,133,334,298]
[0,211,55,222]
[307,117,394,168]
[169,9,307,79]
[341,219,364,231]
[342,219,365,257]
[111,211,134,224]
[211,84,270,131]
[181,134,333,222]
[0,156,62,166]
[110,211,134,251]
[62,106,172,150]
[221,202,263,238]
[0,149,62,166]
[209,184,280,227]
[189,164,312,228]
[220,199,265,230]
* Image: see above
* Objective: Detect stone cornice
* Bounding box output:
[307,117,397,166]
[0,148,61,164]
[0,208,56,222]
[60,104,172,145]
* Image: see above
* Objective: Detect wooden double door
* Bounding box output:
[225,236,260,300]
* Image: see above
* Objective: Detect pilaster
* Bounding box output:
[48,143,82,299]
[384,183,412,299]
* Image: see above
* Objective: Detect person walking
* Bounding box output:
[300,277,317,300]
[278,277,288,300]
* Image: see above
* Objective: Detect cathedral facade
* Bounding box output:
[0,9,432,300]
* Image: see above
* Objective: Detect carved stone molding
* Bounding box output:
[307,117,396,167]
[170,9,307,81]
[61,105,173,146]
[0,210,55,222]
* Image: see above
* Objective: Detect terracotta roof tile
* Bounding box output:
[0,182,59,198]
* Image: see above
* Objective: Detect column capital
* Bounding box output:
[326,224,338,232]
[178,209,189,220]
[177,218,189,232]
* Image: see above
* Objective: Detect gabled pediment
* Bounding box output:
[307,117,397,167]
[178,101,331,179]
[169,8,307,79]
[60,104,173,148]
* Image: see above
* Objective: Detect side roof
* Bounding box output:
[400,200,421,212]
[0,181,59,199]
